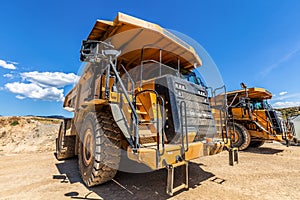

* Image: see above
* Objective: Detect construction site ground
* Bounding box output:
[0,116,300,200]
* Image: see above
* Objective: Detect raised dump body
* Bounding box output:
[57,12,234,195]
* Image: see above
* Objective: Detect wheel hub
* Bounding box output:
[230,130,239,143]
[83,128,94,166]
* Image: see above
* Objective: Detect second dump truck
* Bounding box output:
[56,13,235,195]
[227,85,293,150]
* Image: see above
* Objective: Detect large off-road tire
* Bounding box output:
[78,108,122,187]
[56,119,76,160]
[293,138,299,145]
[228,122,251,150]
[249,140,265,148]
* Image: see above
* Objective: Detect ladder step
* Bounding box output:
[138,129,157,144]
[139,120,155,124]
[136,102,143,106]
[139,129,154,136]
[166,161,188,196]
[124,101,143,106]
[137,110,147,114]
[172,184,187,194]
[128,110,148,115]
[139,136,156,144]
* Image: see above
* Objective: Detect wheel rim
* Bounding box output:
[83,128,93,166]
[230,129,239,144]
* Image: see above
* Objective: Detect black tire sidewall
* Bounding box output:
[230,123,244,147]
[78,113,97,184]
[56,121,65,159]
[229,122,250,150]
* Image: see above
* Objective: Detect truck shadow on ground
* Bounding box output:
[54,156,215,200]
[244,146,284,155]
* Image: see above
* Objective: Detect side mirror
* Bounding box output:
[79,40,119,62]
[80,40,99,62]
[240,82,247,89]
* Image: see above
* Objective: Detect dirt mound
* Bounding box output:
[0,116,61,153]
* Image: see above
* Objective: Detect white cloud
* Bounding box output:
[0,59,17,70]
[272,101,300,108]
[259,47,300,77]
[279,91,288,96]
[272,92,300,101]
[4,70,79,102]
[16,95,26,100]
[3,73,14,78]
[21,71,79,88]
[5,82,64,102]
[7,61,18,65]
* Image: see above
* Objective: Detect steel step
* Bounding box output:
[166,160,188,196]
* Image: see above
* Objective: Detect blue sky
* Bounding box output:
[1,0,300,116]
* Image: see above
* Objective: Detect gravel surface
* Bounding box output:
[0,116,299,199]
[0,142,299,200]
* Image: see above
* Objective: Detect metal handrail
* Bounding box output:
[140,45,181,87]
[120,64,135,94]
[141,60,178,75]
[208,85,231,144]
[105,62,111,99]
[139,59,179,88]
[140,44,181,72]
[108,59,140,150]
[180,101,189,155]
[81,41,140,150]
[157,95,165,155]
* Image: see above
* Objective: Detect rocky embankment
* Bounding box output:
[0,116,61,153]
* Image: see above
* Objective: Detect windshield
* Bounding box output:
[183,71,206,88]
[263,100,272,110]
[250,99,272,110]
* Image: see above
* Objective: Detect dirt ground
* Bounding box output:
[0,117,300,200]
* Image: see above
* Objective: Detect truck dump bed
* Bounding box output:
[86,12,201,71]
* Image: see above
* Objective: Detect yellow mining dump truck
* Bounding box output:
[227,85,293,150]
[56,12,236,195]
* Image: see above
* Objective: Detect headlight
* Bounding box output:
[198,90,206,96]
[175,82,186,90]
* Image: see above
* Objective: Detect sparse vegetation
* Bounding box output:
[275,106,300,119]
[10,121,19,126]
